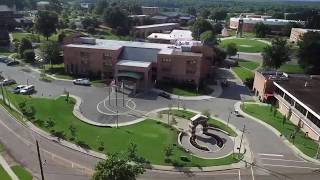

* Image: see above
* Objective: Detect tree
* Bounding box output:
[186,7,197,16]
[297,31,320,74]
[49,0,62,13]
[191,18,213,40]
[92,153,145,180]
[81,16,98,30]
[306,14,320,29]
[262,38,291,69]
[95,0,109,15]
[226,43,238,57]
[164,145,173,163]
[272,12,284,19]
[200,31,219,47]
[201,9,210,19]
[18,38,32,58]
[210,9,228,22]
[103,6,131,35]
[34,10,59,40]
[40,41,61,69]
[254,22,271,38]
[23,49,35,63]
[213,47,227,64]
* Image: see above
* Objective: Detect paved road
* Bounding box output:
[0,63,320,180]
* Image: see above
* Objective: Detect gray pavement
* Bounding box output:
[0,63,320,179]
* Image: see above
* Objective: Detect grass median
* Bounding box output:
[241,103,318,158]
[220,38,268,53]
[0,93,240,167]
[11,165,32,180]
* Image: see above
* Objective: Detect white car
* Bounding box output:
[12,85,27,94]
[73,78,91,86]
[20,85,35,95]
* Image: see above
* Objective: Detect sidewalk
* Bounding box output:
[0,154,19,180]
[152,81,223,101]
[236,101,320,165]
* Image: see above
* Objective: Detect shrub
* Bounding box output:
[23,49,35,63]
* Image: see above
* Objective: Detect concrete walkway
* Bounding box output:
[0,154,19,180]
[235,101,320,165]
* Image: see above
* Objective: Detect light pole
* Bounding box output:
[227,111,231,127]
[116,110,119,128]
[36,140,45,180]
[122,81,124,107]
[238,124,246,155]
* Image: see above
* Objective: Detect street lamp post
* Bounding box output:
[239,124,246,155]
[116,110,119,128]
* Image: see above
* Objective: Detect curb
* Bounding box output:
[0,154,19,180]
[237,101,320,165]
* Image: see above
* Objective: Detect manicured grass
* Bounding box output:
[241,103,318,158]
[91,80,107,87]
[160,109,237,137]
[232,66,254,81]
[278,64,304,74]
[238,60,260,70]
[11,32,58,42]
[39,75,54,83]
[0,143,4,152]
[220,38,268,53]
[11,166,32,180]
[3,95,240,166]
[158,83,213,96]
[43,64,74,80]
[0,48,13,56]
[0,165,11,180]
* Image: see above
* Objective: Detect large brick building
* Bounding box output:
[289,28,320,43]
[253,71,320,140]
[63,37,214,89]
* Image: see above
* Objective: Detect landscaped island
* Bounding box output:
[0,93,241,167]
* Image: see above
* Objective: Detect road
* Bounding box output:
[0,63,319,180]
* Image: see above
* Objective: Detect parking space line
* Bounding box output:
[238,169,241,180]
[260,157,306,163]
[251,165,255,180]
[263,164,319,170]
[258,153,284,157]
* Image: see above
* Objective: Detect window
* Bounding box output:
[186,60,196,65]
[103,52,111,59]
[295,102,307,116]
[307,112,320,128]
[284,94,294,106]
[161,67,171,72]
[80,51,90,58]
[161,58,171,63]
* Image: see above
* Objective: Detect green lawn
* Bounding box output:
[0,165,11,180]
[0,143,4,152]
[0,48,13,56]
[278,64,304,74]
[1,95,239,167]
[157,83,213,96]
[11,32,58,42]
[238,60,260,70]
[43,64,74,80]
[220,38,268,53]
[241,103,318,158]
[160,109,237,137]
[232,66,254,81]
[11,166,32,180]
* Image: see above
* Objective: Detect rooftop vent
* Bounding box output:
[81,37,96,45]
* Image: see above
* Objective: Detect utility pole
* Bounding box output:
[122,81,124,107]
[36,140,45,180]
[227,111,231,127]
[116,110,119,128]
[238,124,246,155]
[115,85,118,107]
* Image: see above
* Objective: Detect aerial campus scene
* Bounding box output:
[0,0,320,179]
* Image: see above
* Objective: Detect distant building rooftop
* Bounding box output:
[147,29,193,41]
[0,5,12,12]
[258,70,289,81]
[134,23,178,29]
[230,17,304,26]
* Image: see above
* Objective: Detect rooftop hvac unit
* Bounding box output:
[181,45,192,52]
[81,37,96,45]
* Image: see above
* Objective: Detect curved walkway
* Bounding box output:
[235,101,320,165]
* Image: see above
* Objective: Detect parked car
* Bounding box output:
[0,79,16,86]
[73,78,91,86]
[0,56,8,63]
[12,85,27,94]
[6,60,19,66]
[158,92,171,99]
[233,110,241,117]
[20,85,35,95]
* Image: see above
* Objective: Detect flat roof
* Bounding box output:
[230,17,304,25]
[275,75,320,116]
[147,30,193,41]
[134,23,178,29]
[116,60,151,68]
[292,28,320,33]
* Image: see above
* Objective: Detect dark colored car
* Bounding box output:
[159,92,171,99]
[6,60,19,66]
[0,79,16,86]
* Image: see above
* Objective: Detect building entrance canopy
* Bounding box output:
[116,72,143,80]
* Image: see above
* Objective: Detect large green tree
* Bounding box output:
[191,18,213,40]
[103,6,131,35]
[210,9,228,22]
[95,0,109,15]
[200,30,219,47]
[18,38,33,58]
[92,153,145,180]
[226,43,238,57]
[254,23,271,38]
[262,38,291,69]
[40,41,61,68]
[34,10,59,40]
[298,32,320,74]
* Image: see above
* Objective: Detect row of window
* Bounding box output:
[275,86,320,128]
[161,58,197,65]
[161,68,196,74]
[80,51,112,60]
